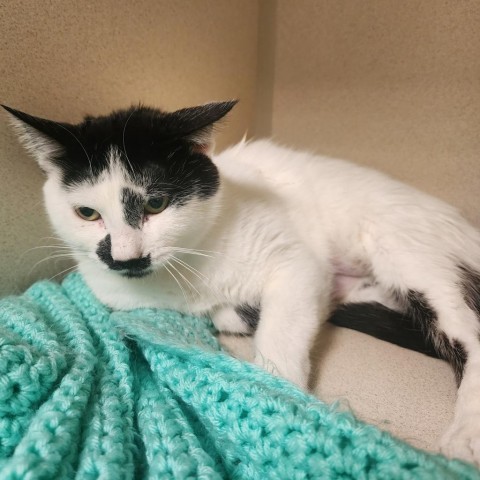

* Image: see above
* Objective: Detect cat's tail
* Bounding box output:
[328,302,440,358]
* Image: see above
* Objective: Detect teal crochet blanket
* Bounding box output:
[0,273,479,479]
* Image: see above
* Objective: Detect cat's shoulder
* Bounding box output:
[213,138,369,184]
[215,138,303,162]
[213,138,317,176]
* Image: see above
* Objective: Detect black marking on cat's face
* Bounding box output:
[138,145,220,207]
[2,101,237,203]
[96,234,151,278]
[121,188,144,229]
[234,304,260,331]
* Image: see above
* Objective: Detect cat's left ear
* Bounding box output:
[166,100,238,154]
[2,105,76,174]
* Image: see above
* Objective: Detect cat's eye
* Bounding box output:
[75,206,101,221]
[144,196,169,214]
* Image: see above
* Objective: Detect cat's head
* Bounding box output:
[3,101,236,278]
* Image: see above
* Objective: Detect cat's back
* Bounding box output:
[215,139,388,190]
[213,139,402,211]
[213,139,382,258]
[214,139,460,216]
[213,139,478,264]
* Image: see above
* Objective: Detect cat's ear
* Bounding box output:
[166,100,238,153]
[2,105,75,174]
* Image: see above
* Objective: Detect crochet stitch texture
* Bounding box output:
[0,273,479,479]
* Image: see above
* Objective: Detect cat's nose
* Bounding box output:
[109,231,143,262]
[111,245,143,262]
[96,234,151,277]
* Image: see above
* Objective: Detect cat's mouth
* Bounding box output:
[107,260,153,279]
[107,257,153,279]
[118,267,153,279]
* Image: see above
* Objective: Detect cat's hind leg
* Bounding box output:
[433,266,480,466]
[372,255,480,466]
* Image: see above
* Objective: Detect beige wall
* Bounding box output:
[2,1,479,295]
[0,0,258,295]
[268,0,480,225]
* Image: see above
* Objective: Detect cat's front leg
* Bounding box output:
[253,251,332,389]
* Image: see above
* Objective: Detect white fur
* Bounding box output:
[39,139,480,466]
[8,116,63,173]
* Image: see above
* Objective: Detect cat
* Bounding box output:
[3,101,480,467]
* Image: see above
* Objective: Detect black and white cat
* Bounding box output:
[3,101,480,466]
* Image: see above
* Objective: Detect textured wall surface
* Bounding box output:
[0,0,258,295]
[269,0,480,225]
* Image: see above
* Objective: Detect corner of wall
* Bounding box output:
[252,0,277,139]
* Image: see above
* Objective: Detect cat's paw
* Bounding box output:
[440,419,480,467]
[253,349,309,390]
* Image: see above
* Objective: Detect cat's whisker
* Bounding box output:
[168,247,253,268]
[178,247,223,255]
[164,261,192,314]
[170,256,224,305]
[25,245,72,250]
[36,236,69,244]
[48,264,79,282]
[21,245,73,259]
[22,244,72,252]
[23,239,90,257]
[28,255,69,274]
[172,247,222,255]
[151,246,217,260]
[170,256,219,294]
[165,261,191,297]
[170,256,208,280]
[26,252,87,276]
[167,248,215,259]
[122,109,136,173]
[167,259,201,299]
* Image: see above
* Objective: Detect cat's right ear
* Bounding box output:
[166,100,238,154]
[2,105,73,174]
